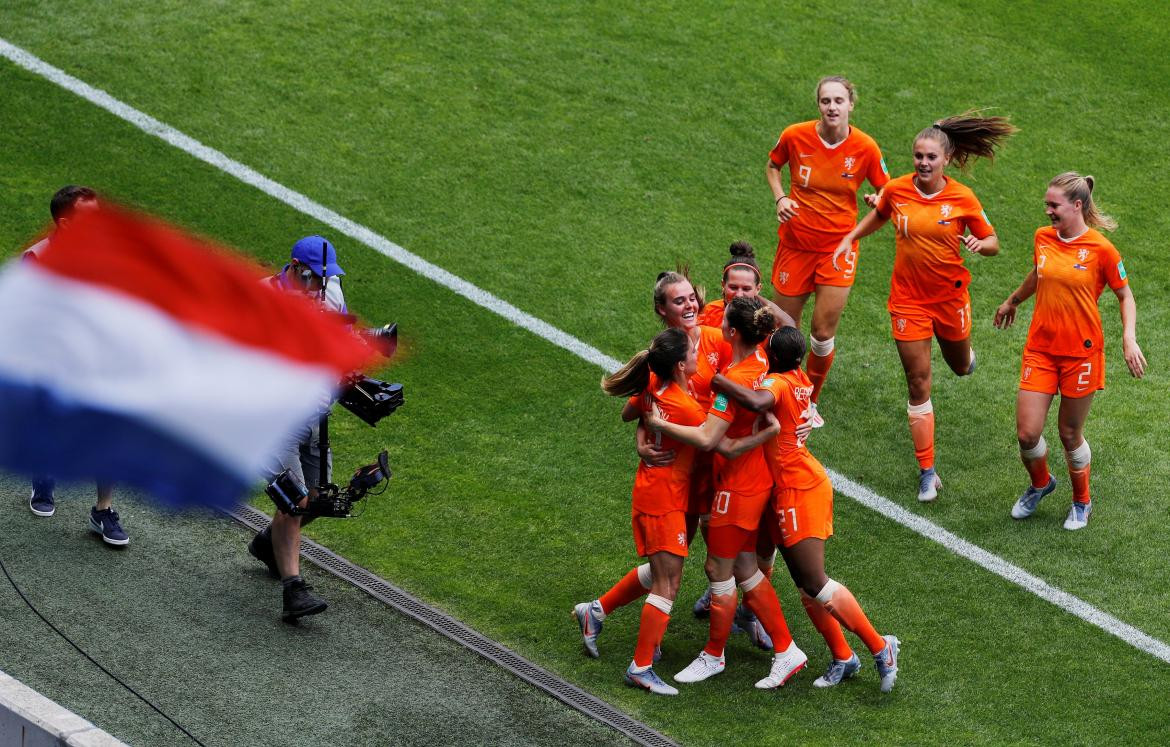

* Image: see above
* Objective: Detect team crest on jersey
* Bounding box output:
[779,271,790,286]
[1077,247,1089,262]
[1022,366,1032,381]
[843,156,855,171]
[940,204,953,218]
[676,532,686,546]
[896,318,907,333]
[706,352,720,367]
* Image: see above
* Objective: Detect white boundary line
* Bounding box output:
[3,38,1168,666]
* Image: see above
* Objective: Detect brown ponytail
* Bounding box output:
[601,328,691,397]
[724,296,774,346]
[722,241,761,283]
[916,110,1019,170]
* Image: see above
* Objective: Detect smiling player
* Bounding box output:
[994,173,1146,530]
[833,112,1017,502]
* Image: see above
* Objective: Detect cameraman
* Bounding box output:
[249,235,347,621]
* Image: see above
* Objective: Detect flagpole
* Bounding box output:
[318,240,330,490]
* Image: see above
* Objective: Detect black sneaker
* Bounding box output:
[89,507,129,546]
[282,579,327,622]
[247,527,280,579]
[29,481,55,517]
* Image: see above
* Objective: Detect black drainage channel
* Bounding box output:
[225,504,679,747]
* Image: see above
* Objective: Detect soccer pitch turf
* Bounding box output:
[1,1,1169,744]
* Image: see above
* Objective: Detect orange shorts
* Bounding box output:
[708,487,771,532]
[1019,347,1105,398]
[770,478,834,548]
[687,453,714,516]
[888,293,971,342]
[632,510,689,558]
[706,524,759,559]
[772,243,856,297]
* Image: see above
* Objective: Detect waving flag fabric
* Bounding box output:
[0,206,374,508]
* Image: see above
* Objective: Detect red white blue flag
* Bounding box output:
[0,206,374,508]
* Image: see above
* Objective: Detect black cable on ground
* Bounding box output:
[0,555,207,747]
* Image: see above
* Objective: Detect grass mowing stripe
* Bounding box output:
[827,469,1170,665]
[3,32,1166,678]
[225,504,675,747]
[0,37,621,375]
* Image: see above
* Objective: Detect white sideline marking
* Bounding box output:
[0,38,622,375]
[3,38,1167,666]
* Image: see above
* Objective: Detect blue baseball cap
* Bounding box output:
[289,235,345,277]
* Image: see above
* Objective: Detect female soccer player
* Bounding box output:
[714,326,901,691]
[832,112,1017,502]
[572,273,732,664]
[696,242,777,328]
[994,173,1146,530]
[647,297,807,690]
[574,328,724,695]
[767,76,890,405]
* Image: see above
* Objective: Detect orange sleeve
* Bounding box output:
[865,140,890,189]
[768,128,790,168]
[874,179,896,219]
[1102,243,1128,290]
[961,192,994,239]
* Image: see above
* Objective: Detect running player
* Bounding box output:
[573,328,706,695]
[767,76,890,406]
[994,173,1146,530]
[647,297,807,690]
[714,326,901,692]
[832,112,1017,502]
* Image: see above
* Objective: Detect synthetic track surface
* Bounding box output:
[0,477,640,747]
[2,37,1164,667]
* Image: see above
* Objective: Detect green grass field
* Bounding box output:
[1,1,1168,744]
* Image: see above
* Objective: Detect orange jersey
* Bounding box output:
[770,121,889,253]
[696,299,725,328]
[691,325,732,409]
[632,379,706,515]
[1026,227,1128,358]
[876,174,995,305]
[708,347,772,495]
[757,369,829,490]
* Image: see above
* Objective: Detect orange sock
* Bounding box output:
[907,400,935,469]
[800,590,853,661]
[1067,440,1092,504]
[599,564,650,615]
[818,580,885,654]
[1021,437,1051,490]
[702,580,737,657]
[740,571,793,652]
[633,595,672,668]
[806,345,836,404]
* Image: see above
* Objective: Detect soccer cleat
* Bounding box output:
[807,402,825,429]
[29,483,55,518]
[1063,501,1092,531]
[248,527,281,579]
[88,507,129,546]
[917,467,941,503]
[692,587,712,618]
[966,350,977,375]
[572,600,604,658]
[674,650,726,683]
[282,579,327,621]
[734,604,773,650]
[754,640,808,689]
[813,653,862,688]
[874,635,900,693]
[1011,476,1057,520]
[624,663,678,696]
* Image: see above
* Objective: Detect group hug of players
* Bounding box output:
[572,76,1148,696]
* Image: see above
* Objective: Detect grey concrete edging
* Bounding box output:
[0,669,128,746]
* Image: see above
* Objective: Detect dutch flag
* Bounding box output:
[0,206,375,509]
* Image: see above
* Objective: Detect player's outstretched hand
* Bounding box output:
[776,196,799,224]
[831,238,850,272]
[863,192,879,208]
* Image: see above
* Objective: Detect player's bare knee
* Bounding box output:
[1058,427,1084,452]
[1017,431,1042,451]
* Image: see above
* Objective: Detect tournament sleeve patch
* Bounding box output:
[712,393,729,413]
[880,157,888,175]
[762,378,776,387]
[981,210,990,224]
[1118,260,1127,279]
